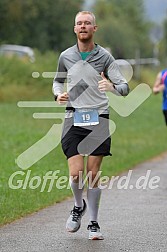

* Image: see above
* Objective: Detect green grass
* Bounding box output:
[0,55,166,226]
[0,104,72,224]
[0,93,166,226]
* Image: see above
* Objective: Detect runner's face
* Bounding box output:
[74,14,97,42]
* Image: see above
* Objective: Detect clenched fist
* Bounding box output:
[98,72,115,92]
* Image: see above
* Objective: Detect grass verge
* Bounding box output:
[0,56,166,225]
[0,91,166,225]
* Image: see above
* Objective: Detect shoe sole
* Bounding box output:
[66,224,81,233]
[89,236,104,240]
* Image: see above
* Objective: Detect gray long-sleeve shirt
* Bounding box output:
[53,44,129,112]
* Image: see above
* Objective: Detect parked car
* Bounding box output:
[0,44,35,62]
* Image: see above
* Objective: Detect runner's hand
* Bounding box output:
[153,85,164,94]
[57,92,69,104]
[98,72,115,92]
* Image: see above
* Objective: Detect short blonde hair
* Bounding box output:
[75,11,96,25]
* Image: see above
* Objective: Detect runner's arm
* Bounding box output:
[52,54,67,96]
[153,72,164,94]
[106,59,129,96]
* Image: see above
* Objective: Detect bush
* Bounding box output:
[0,49,59,101]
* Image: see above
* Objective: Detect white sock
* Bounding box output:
[87,187,101,222]
[70,179,84,208]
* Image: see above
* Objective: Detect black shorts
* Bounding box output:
[163,110,167,125]
[61,114,112,159]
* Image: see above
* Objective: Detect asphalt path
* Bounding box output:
[0,152,167,252]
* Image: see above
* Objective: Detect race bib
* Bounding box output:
[74,109,99,126]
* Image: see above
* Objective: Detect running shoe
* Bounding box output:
[87,221,104,240]
[66,199,87,232]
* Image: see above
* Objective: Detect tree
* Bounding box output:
[163,18,167,56]
[0,0,83,52]
[93,0,152,58]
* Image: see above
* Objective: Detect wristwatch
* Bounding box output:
[54,95,58,101]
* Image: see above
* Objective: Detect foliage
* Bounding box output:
[93,0,152,58]
[0,0,83,52]
[159,18,167,64]
[0,49,59,101]
[164,19,167,54]
[1,0,165,61]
